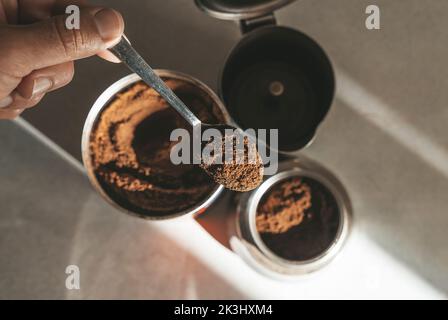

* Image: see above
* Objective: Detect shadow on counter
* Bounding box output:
[0,120,245,300]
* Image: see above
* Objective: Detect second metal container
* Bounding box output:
[229,156,352,279]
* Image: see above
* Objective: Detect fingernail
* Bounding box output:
[0,95,13,109]
[32,78,53,97]
[98,50,122,63]
[94,8,123,45]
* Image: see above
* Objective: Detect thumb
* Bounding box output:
[3,7,124,76]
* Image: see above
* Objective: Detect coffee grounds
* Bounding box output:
[200,134,264,192]
[90,80,226,216]
[256,176,340,261]
[256,178,311,233]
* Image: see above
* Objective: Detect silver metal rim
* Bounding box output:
[81,71,231,220]
[217,25,334,155]
[195,0,296,21]
[234,156,352,278]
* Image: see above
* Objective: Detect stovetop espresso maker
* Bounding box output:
[195,0,335,154]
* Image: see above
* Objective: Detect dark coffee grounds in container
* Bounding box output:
[90,80,226,217]
[256,176,340,261]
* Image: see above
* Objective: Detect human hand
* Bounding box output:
[0,0,124,119]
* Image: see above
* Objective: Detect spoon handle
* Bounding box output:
[110,36,202,127]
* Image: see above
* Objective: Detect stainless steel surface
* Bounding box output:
[195,0,295,21]
[232,156,351,279]
[110,37,202,127]
[0,119,246,299]
[8,0,448,298]
[82,71,230,220]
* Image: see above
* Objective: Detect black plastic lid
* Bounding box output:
[195,0,295,20]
